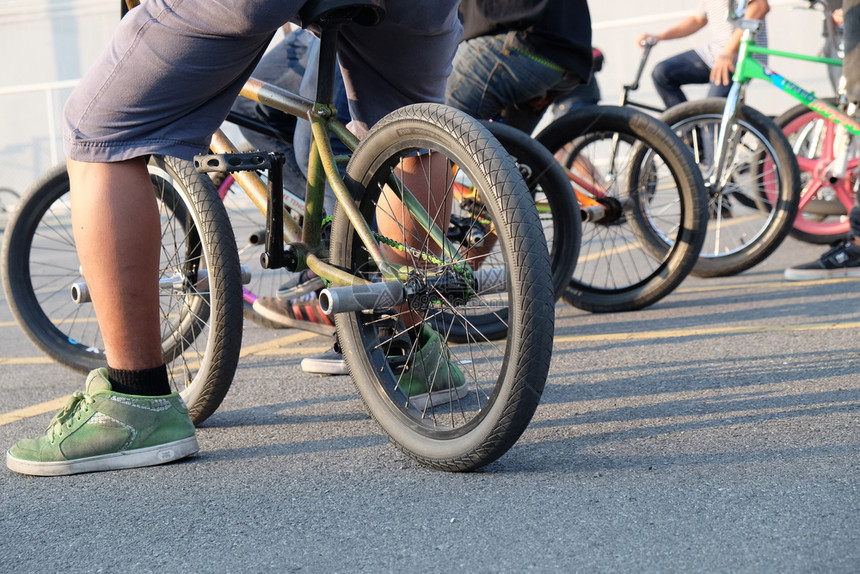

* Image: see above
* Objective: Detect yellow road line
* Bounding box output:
[579,241,640,262]
[0,357,55,365]
[676,276,860,294]
[554,320,860,343]
[0,396,69,426]
[0,330,327,426]
[256,345,331,356]
[2,314,858,425]
[239,330,323,358]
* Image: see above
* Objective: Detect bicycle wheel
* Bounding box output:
[535,105,707,313]
[774,99,854,244]
[330,103,554,471]
[482,120,581,302]
[1,157,244,424]
[662,98,800,277]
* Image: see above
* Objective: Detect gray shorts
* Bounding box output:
[64,0,461,162]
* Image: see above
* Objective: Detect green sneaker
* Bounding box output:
[6,368,198,476]
[397,326,467,410]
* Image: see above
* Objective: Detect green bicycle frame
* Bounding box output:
[733,26,859,137]
[708,19,858,192]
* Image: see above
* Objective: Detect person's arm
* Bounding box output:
[636,14,708,47]
[711,0,770,85]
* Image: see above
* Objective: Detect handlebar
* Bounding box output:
[625,40,654,92]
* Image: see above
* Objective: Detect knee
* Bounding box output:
[651,61,672,87]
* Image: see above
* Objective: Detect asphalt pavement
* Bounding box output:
[1,235,858,573]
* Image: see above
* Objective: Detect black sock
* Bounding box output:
[107,365,171,396]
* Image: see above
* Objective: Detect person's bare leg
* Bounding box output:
[68,157,163,370]
[376,152,453,330]
[377,153,453,258]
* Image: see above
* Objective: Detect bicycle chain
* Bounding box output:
[318,216,474,295]
[371,232,475,296]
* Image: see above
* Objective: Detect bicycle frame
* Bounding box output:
[711,17,859,191]
[208,37,467,300]
[735,37,855,133]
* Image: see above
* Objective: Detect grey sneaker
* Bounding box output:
[6,368,198,476]
[301,347,349,375]
[784,239,860,281]
[300,325,411,376]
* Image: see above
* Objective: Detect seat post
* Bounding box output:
[315,25,342,107]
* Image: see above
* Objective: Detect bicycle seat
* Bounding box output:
[298,0,386,30]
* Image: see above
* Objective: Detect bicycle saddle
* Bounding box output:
[298,0,386,29]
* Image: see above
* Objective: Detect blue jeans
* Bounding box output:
[651,50,731,109]
[540,78,601,125]
[445,34,574,124]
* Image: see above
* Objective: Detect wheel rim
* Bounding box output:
[672,113,784,259]
[339,138,520,437]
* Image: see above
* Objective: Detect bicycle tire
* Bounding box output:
[535,105,707,312]
[661,98,800,277]
[331,103,554,471]
[482,120,581,302]
[774,98,854,244]
[1,157,244,424]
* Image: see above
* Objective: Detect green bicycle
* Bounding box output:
[657,0,855,276]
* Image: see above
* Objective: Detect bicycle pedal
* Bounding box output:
[193,152,281,174]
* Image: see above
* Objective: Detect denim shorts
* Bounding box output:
[63,0,461,162]
[445,33,575,122]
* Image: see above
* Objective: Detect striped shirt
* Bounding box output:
[694,0,768,67]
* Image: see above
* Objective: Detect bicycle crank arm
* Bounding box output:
[70,267,252,304]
